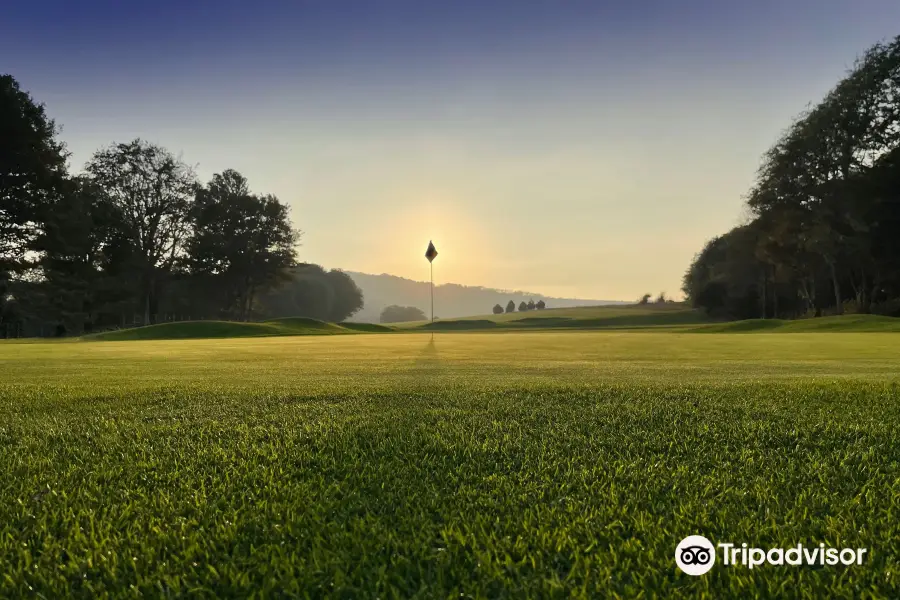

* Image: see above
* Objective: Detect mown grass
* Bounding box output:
[1,332,899,598]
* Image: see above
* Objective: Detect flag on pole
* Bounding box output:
[425,241,438,263]
[426,241,437,322]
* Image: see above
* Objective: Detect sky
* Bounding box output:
[3,1,900,300]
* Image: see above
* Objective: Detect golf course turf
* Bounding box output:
[2,321,899,597]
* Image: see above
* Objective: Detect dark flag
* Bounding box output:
[425,241,438,263]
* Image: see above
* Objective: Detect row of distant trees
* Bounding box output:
[638,292,675,304]
[1,75,363,337]
[683,36,900,319]
[492,299,546,314]
[377,299,551,323]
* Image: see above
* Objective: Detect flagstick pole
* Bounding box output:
[430,261,434,324]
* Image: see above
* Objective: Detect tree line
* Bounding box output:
[683,36,900,319]
[638,292,674,305]
[376,299,550,323]
[493,299,546,314]
[1,75,363,337]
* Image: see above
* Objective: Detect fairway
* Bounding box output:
[2,332,899,597]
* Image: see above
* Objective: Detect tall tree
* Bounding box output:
[86,139,197,324]
[256,264,365,322]
[28,177,132,334]
[187,170,299,320]
[0,74,68,328]
[325,269,364,322]
[746,37,900,315]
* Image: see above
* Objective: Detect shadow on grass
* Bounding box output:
[408,334,446,375]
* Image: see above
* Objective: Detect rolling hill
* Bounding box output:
[396,302,712,330]
[345,271,626,322]
[86,318,392,341]
[75,304,900,341]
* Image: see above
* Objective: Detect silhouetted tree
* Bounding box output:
[0,77,372,335]
[639,293,652,305]
[536,300,546,310]
[325,269,364,321]
[687,35,900,319]
[0,74,69,332]
[492,303,503,314]
[506,300,515,313]
[527,299,535,310]
[86,139,197,324]
[379,305,426,323]
[655,292,667,303]
[256,264,363,322]
[518,301,528,312]
[29,177,135,334]
[187,170,299,320]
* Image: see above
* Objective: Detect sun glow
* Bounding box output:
[363,191,495,286]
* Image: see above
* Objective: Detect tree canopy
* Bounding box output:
[258,265,363,322]
[684,36,900,319]
[187,170,299,320]
[1,75,69,334]
[380,305,426,323]
[0,75,365,336]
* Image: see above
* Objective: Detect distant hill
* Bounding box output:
[344,271,626,322]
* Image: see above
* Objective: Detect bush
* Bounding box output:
[872,298,900,317]
[380,305,427,323]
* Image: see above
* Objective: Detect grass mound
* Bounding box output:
[263,317,347,333]
[408,304,712,331]
[505,316,573,326]
[88,317,361,341]
[782,314,900,331]
[339,323,395,333]
[692,314,900,333]
[421,319,499,330]
[88,321,283,341]
[82,309,900,341]
[690,319,786,333]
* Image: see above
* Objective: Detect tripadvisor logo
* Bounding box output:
[676,535,716,575]
[675,535,868,576]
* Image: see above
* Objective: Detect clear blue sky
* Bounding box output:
[4,0,899,299]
